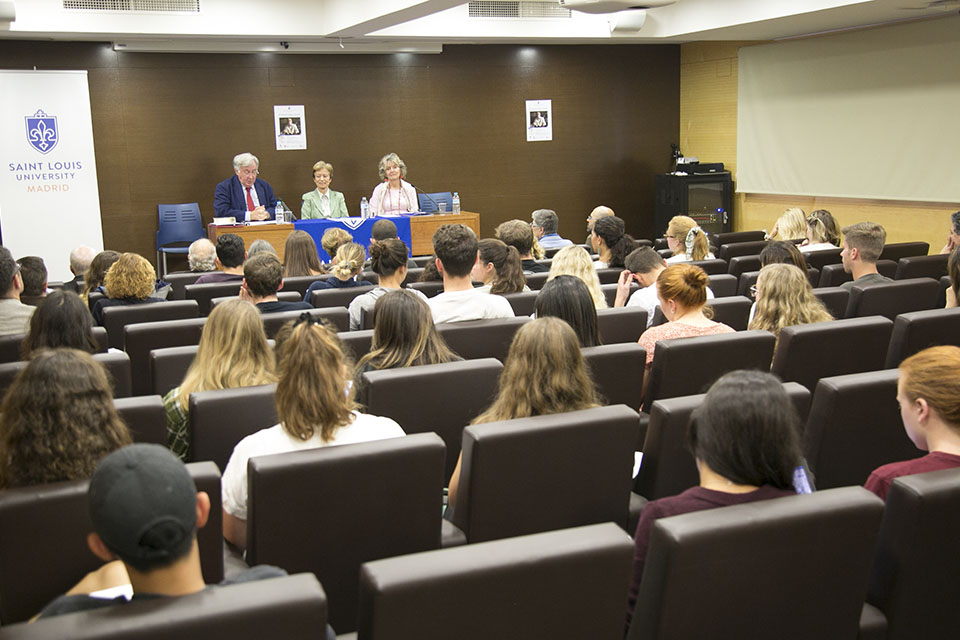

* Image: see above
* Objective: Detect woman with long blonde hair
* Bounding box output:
[163,299,277,460]
[768,207,807,241]
[748,263,833,342]
[801,209,841,252]
[302,242,373,301]
[447,317,600,509]
[547,245,608,309]
[665,215,713,263]
[221,316,404,550]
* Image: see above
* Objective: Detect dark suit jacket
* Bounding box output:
[213,175,278,220]
[62,275,83,293]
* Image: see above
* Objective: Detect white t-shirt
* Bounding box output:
[222,412,405,520]
[665,251,716,264]
[348,286,429,331]
[799,242,836,253]
[627,283,715,328]
[592,260,609,270]
[428,287,515,324]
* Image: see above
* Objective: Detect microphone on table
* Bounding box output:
[412,184,440,214]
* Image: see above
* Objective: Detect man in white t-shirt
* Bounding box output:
[614,246,713,328]
[427,224,515,324]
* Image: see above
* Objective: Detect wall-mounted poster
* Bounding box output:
[525,99,552,142]
[275,105,306,150]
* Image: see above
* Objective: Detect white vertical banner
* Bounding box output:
[0,70,103,282]
[525,99,553,142]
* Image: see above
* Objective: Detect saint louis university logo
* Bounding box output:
[25,109,59,154]
[340,218,367,230]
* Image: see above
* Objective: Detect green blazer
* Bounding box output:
[300,189,348,219]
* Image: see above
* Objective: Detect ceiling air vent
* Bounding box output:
[468,1,571,18]
[63,0,199,11]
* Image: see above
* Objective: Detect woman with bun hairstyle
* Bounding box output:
[348,239,428,330]
[591,215,637,269]
[302,242,374,302]
[637,264,734,398]
[664,215,713,264]
[626,370,803,628]
[222,316,405,550]
[801,209,841,252]
[472,238,528,295]
[865,345,960,500]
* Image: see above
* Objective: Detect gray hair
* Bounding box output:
[247,239,278,258]
[232,152,259,171]
[531,209,559,234]
[187,238,216,272]
[69,245,95,275]
[951,211,960,236]
[377,152,407,181]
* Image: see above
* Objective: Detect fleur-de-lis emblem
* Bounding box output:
[25,109,59,154]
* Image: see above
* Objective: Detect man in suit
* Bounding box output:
[63,245,95,293]
[213,152,277,221]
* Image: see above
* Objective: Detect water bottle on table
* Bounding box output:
[452,192,461,214]
[360,197,369,218]
[275,201,284,224]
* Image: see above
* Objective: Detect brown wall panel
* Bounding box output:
[1,41,679,263]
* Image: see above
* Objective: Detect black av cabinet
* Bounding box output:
[654,172,733,238]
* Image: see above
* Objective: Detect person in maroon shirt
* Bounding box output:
[865,345,960,500]
[626,370,804,630]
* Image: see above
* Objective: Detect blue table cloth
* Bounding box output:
[295,216,413,261]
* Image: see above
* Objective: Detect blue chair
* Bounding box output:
[417,191,453,213]
[156,203,203,276]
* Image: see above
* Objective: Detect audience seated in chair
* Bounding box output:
[222,316,404,551]
[748,264,833,348]
[21,290,99,359]
[626,370,807,629]
[0,246,36,336]
[186,238,216,274]
[664,215,713,264]
[194,234,245,284]
[34,444,296,626]
[945,246,960,309]
[348,239,426,331]
[531,208,574,250]
[64,245,95,293]
[938,210,960,256]
[800,209,841,253]
[163,299,276,461]
[302,243,372,302]
[548,245,608,309]
[766,207,807,242]
[760,240,808,271]
[447,317,601,512]
[496,219,549,274]
[473,238,528,294]
[865,345,960,500]
[91,253,166,326]
[0,349,131,489]
[282,230,325,278]
[534,276,601,348]
[16,256,48,307]
[840,221,893,290]
[637,263,734,401]
[591,216,637,270]
[81,250,120,304]
[615,246,716,327]
[240,253,312,314]
[319,227,353,267]
[428,224,514,324]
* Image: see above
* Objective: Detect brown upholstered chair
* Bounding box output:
[706,273,737,297]
[411,255,434,267]
[114,394,168,446]
[894,253,948,280]
[406,281,444,298]
[867,467,960,639]
[452,405,639,543]
[0,330,109,364]
[595,267,623,284]
[713,230,766,246]
[149,344,198,396]
[844,277,940,320]
[185,281,243,316]
[817,260,897,288]
[187,384,277,471]
[124,317,206,397]
[310,285,376,309]
[101,300,200,350]
[0,573,327,640]
[339,329,374,362]
[359,358,503,483]
[643,330,776,413]
[162,271,203,300]
[627,487,884,640]
[717,240,769,261]
[803,247,843,271]
[937,274,951,308]
[688,258,728,275]
[771,316,894,391]
[600,282,638,307]
[0,351,132,400]
[501,290,538,316]
[209,291,301,310]
[726,254,762,278]
[261,306,349,336]
[245,433,445,633]
[879,241,929,262]
[597,306,647,344]
[0,461,223,625]
[804,370,922,490]
[884,307,960,368]
[812,286,850,319]
[436,316,531,361]
[524,272,550,290]
[705,295,752,330]
[278,274,327,298]
[582,343,646,411]
[356,523,634,640]
[635,382,811,501]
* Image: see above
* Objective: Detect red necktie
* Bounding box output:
[245,187,255,211]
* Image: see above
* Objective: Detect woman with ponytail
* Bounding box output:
[221,316,405,550]
[348,238,427,330]
[472,238,528,294]
[302,242,374,302]
[590,215,637,269]
[664,215,713,263]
